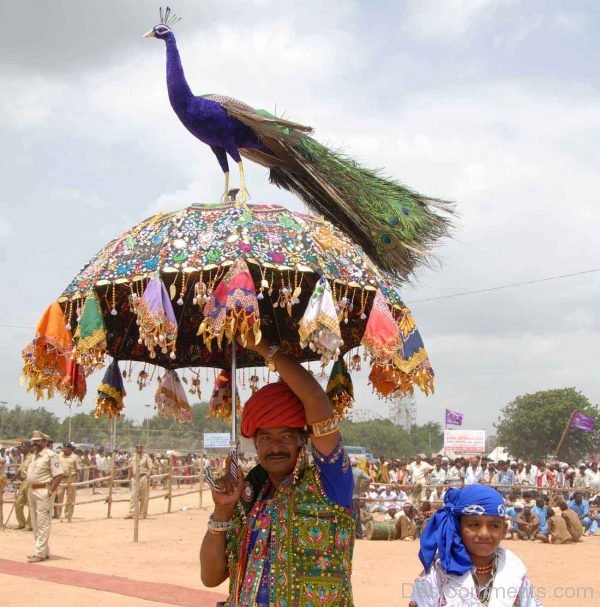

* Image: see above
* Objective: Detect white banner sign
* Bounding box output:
[443,429,486,454]
[203,433,231,449]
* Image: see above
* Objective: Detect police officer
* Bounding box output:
[125,444,153,519]
[26,431,64,562]
[13,441,33,530]
[55,443,81,522]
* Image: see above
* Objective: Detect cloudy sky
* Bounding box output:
[1,0,598,437]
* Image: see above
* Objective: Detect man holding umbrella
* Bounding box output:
[26,431,64,562]
[200,336,355,607]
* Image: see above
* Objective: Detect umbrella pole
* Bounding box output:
[230,342,239,482]
[202,341,239,493]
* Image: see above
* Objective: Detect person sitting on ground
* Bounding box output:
[587,495,600,534]
[395,501,418,541]
[366,484,379,513]
[417,500,436,536]
[517,504,540,541]
[384,504,400,523]
[429,485,445,503]
[380,485,397,512]
[504,500,523,540]
[392,483,408,506]
[531,497,549,535]
[559,500,583,542]
[568,491,592,535]
[539,508,572,544]
[410,485,542,606]
[360,497,374,530]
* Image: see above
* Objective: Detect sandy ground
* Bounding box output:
[1,484,599,606]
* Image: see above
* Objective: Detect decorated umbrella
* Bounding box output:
[21,200,435,484]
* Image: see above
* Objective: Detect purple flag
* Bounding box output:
[570,411,595,432]
[445,408,464,426]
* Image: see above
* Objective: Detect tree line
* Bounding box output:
[0,402,442,456]
[3,387,597,459]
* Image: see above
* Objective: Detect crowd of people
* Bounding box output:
[1,389,596,605]
[1,443,207,488]
[0,439,212,535]
[349,453,600,544]
[352,453,600,493]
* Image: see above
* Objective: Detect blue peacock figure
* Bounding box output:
[144,7,453,279]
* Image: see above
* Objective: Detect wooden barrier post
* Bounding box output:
[133,452,140,543]
[199,451,204,509]
[167,454,174,514]
[107,451,116,519]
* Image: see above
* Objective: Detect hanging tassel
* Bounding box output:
[197,258,261,351]
[134,273,178,361]
[361,289,401,364]
[73,291,107,372]
[209,369,241,420]
[298,277,343,365]
[392,306,435,395]
[155,370,192,423]
[21,302,75,400]
[326,358,354,419]
[60,359,87,405]
[95,359,126,418]
[137,368,148,391]
[249,373,260,394]
[368,363,403,399]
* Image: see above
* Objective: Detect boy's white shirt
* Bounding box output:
[410,546,542,607]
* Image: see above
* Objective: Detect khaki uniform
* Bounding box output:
[128,453,153,517]
[562,508,584,541]
[547,514,572,544]
[15,453,32,529]
[55,453,80,521]
[395,511,418,540]
[27,448,64,558]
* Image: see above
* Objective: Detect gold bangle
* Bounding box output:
[207,528,227,536]
[309,415,339,438]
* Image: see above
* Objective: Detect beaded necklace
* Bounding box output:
[471,553,498,606]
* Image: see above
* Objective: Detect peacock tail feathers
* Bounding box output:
[215,97,453,279]
[269,135,454,279]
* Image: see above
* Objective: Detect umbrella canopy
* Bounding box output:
[22,201,435,413]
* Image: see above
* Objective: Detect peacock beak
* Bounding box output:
[143,30,155,38]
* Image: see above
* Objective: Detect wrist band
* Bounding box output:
[264,345,282,372]
[309,415,339,438]
[208,513,232,532]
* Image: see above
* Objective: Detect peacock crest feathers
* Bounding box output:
[159,6,181,27]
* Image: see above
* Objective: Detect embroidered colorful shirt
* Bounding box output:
[226,437,354,607]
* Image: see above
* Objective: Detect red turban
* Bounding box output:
[241,382,307,438]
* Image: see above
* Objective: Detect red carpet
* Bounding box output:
[0,558,225,606]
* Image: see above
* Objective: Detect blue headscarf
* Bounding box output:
[418,485,506,575]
